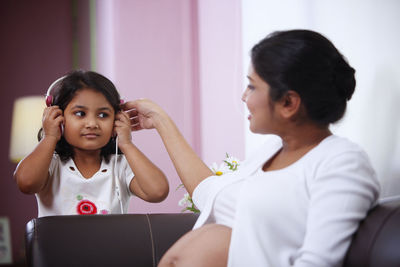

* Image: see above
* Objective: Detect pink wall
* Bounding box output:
[96,0,200,213]
[197,0,244,165]
[96,0,243,213]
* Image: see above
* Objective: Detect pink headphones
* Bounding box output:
[45,76,66,107]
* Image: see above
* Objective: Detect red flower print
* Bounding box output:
[77,200,97,215]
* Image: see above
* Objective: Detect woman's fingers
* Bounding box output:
[122,99,167,130]
[131,123,143,132]
[125,109,138,118]
[124,107,150,129]
[121,99,144,111]
[130,114,139,124]
[116,110,131,123]
[122,99,160,116]
[117,105,144,131]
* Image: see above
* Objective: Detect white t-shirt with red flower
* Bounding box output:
[35,154,134,217]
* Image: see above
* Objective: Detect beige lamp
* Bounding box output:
[9,96,46,163]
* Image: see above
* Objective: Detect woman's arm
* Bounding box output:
[122,99,213,196]
[13,106,63,194]
[114,111,169,202]
[294,150,380,266]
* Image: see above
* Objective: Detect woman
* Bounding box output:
[124,30,380,266]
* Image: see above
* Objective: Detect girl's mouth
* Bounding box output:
[83,133,99,138]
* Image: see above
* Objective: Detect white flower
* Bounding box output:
[210,162,229,176]
[224,155,240,171]
[210,154,240,175]
[178,192,191,207]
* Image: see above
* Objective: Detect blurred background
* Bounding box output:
[0,0,399,263]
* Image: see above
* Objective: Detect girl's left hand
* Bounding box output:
[114,111,133,147]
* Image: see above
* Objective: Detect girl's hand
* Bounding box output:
[114,111,133,146]
[122,98,167,131]
[42,106,64,140]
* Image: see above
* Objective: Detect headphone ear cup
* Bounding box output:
[46,95,53,107]
[45,75,66,107]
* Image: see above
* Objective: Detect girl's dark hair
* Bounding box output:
[251,29,356,125]
[39,70,122,162]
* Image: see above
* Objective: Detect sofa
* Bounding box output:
[25,213,198,267]
[25,198,400,267]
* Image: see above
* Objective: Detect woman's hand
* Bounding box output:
[122,99,167,131]
[42,106,64,140]
[122,98,213,195]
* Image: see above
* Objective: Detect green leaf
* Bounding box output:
[187,206,200,213]
[181,206,200,213]
[176,183,185,191]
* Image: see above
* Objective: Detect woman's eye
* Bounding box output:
[98,113,109,118]
[247,84,255,90]
[74,111,85,117]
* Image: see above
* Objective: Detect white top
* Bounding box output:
[36,154,134,217]
[192,135,380,267]
[209,180,242,228]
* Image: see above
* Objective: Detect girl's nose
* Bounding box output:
[85,116,99,128]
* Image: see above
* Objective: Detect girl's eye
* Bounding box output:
[74,111,85,117]
[98,113,109,118]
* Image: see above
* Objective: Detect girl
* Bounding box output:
[14,70,169,216]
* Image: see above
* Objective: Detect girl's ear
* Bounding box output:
[277,90,302,120]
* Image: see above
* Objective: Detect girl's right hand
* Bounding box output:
[42,106,64,140]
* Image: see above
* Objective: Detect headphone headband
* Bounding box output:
[45,75,66,107]
[45,74,124,107]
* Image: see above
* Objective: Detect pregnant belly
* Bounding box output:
[158,223,232,267]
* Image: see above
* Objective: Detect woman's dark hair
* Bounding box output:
[38,70,122,162]
[251,29,356,125]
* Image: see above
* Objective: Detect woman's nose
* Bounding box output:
[241,89,248,103]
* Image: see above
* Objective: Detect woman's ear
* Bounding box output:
[278,90,302,120]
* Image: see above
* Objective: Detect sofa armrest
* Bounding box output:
[25,213,198,267]
[344,198,400,267]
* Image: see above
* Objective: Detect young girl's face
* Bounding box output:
[63,88,115,153]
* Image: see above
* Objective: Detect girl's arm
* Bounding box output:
[14,106,63,194]
[122,99,213,196]
[114,111,169,202]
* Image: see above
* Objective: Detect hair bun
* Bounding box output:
[333,58,356,101]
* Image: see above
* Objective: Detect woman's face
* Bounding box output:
[242,65,278,134]
[63,88,115,154]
